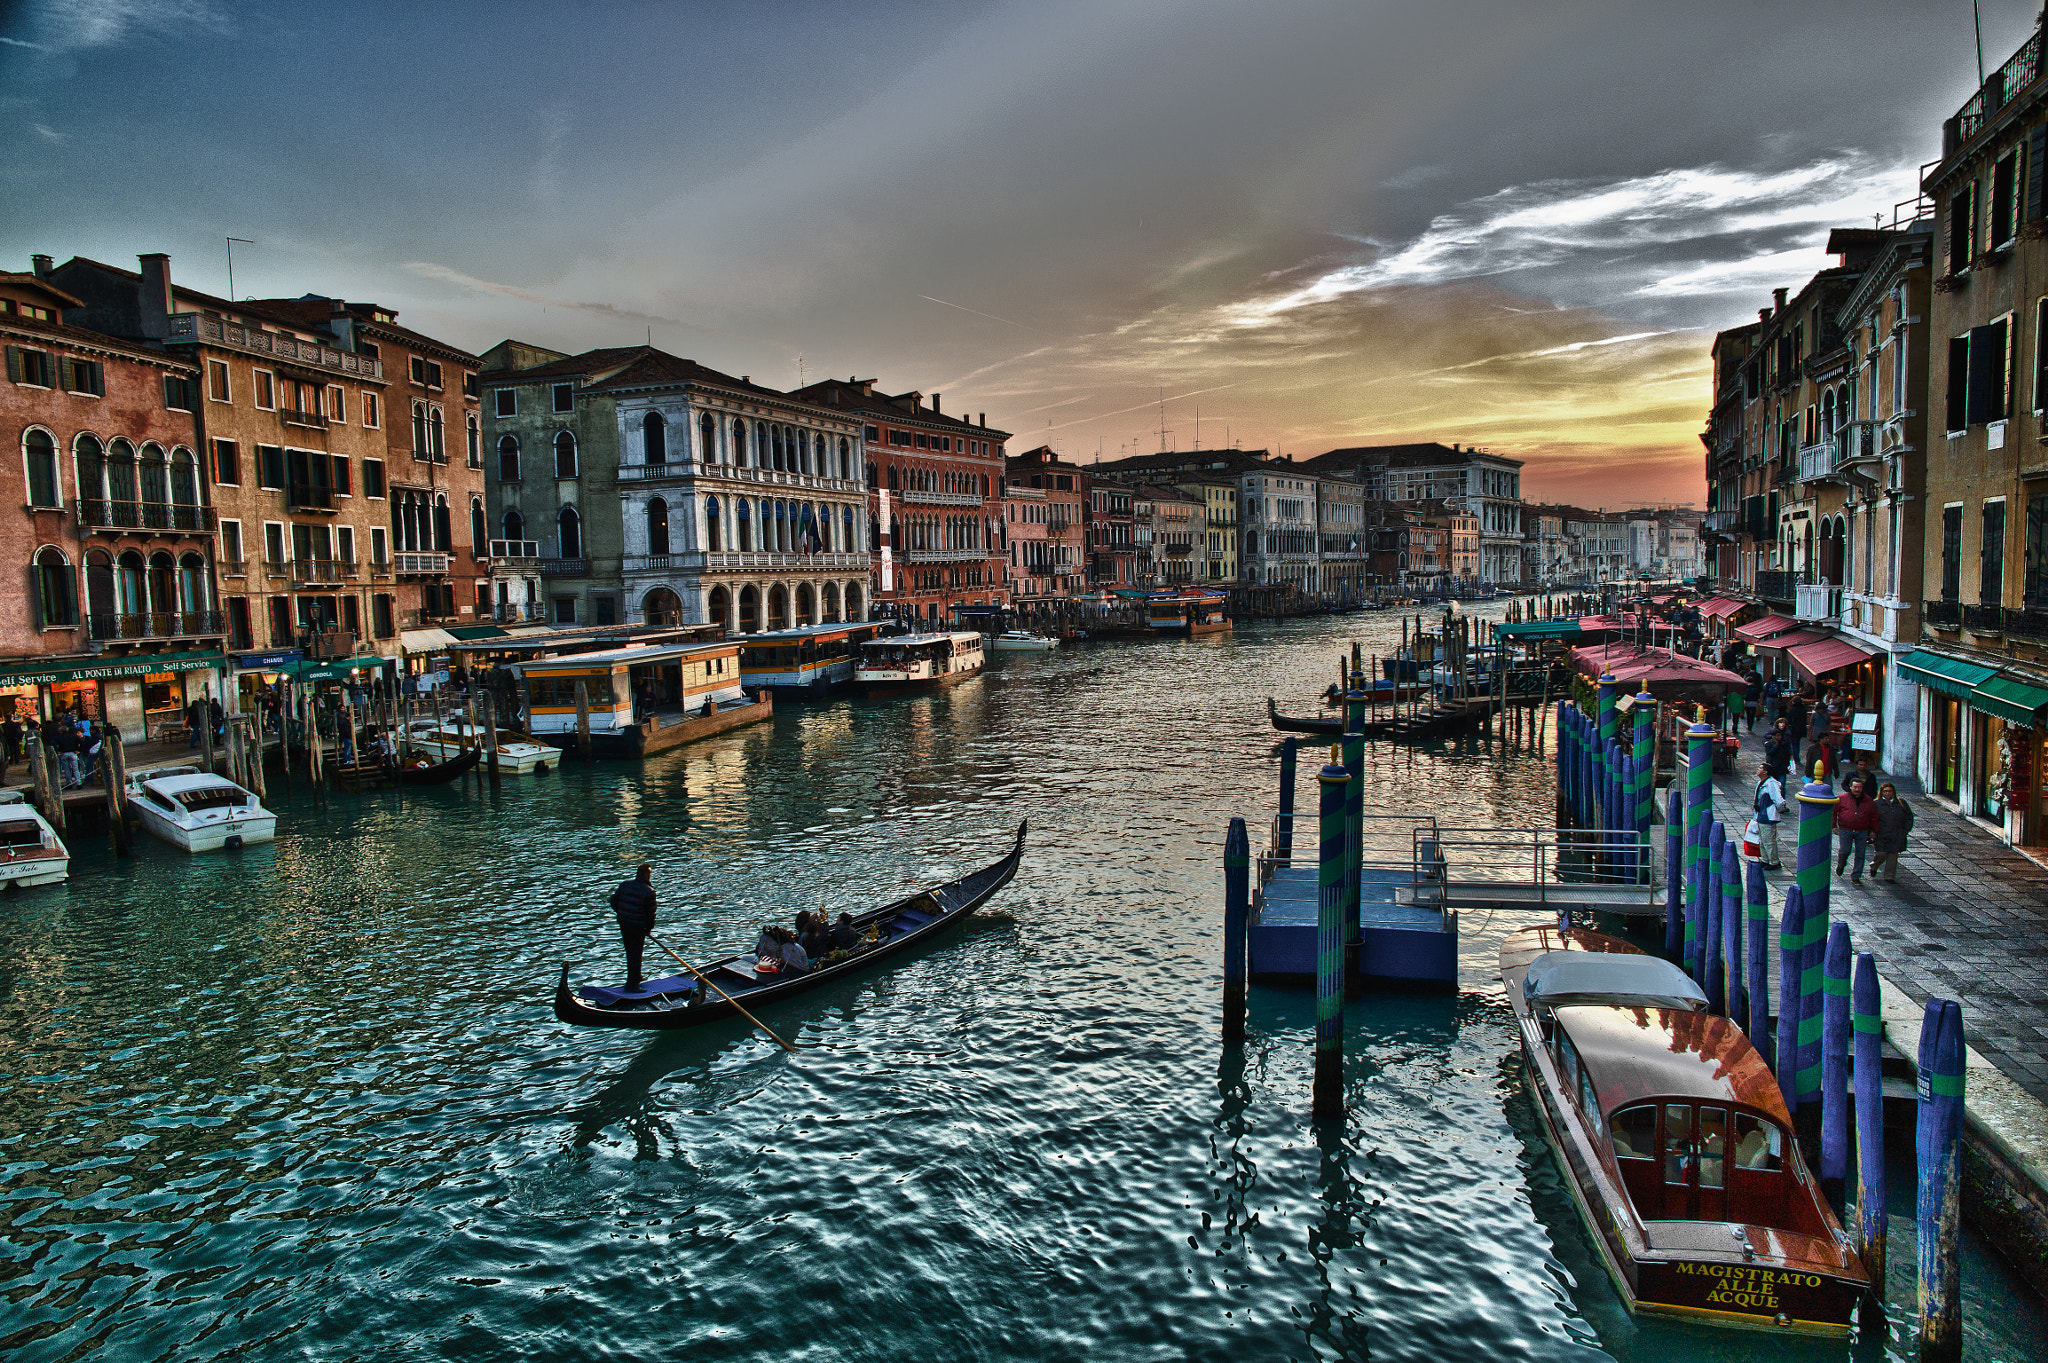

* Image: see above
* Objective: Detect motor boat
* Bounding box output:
[126,765,277,852]
[0,790,69,888]
[398,719,560,775]
[988,630,1058,652]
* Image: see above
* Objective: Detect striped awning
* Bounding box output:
[1898,649,2000,701]
[1732,613,1802,643]
[1696,597,1747,619]
[1787,636,1877,680]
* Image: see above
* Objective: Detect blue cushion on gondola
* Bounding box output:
[895,908,936,926]
[578,974,696,1006]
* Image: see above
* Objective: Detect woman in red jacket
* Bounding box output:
[1834,775,1878,881]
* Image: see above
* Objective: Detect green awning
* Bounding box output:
[1973,674,2048,726]
[1898,649,1999,701]
[446,625,508,641]
[0,649,225,686]
[277,655,388,682]
[1494,620,1584,641]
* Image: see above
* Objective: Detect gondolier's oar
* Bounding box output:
[647,933,797,1052]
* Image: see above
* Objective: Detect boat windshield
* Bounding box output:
[174,786,247,812]
[0,819,44,849]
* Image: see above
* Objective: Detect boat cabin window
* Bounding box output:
[0,819,43,848]
[1662,1104,1691,1186]
[1698,1105,1727,1190]
[1733,1111,1783,1171]
[1611,1104,1657,1161]
[526,675,617,708]
[176,786,246,811]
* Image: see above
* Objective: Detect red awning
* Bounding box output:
[1732,613,1802,643]
[1788,635,1878,679]
[1753,628,1829,652]
[1696,597,1746,619]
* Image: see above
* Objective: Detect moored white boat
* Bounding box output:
[126,765,277,852]
[989,630,1058,652]
[0,790,69,888]
[400,720,560,774]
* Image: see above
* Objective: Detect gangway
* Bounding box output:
[1389,825,1666,917]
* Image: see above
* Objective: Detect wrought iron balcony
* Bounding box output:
[1924,598,1962,628]
[2008,606,2048,640]
[1953,29,2041,147]
[287,482,335,513]
[1964,602,2007,633]
[77,500,217,534]
[88,611,225,641]
[289,558,358,585]
[300,629,358,660]
[539,557,588,576]
[395,552,451,576]
[1754,569,1806,602]
[281,408,327,430]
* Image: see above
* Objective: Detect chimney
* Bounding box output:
[30,255,52,278]
[1772,287,1788,313]
[861,379,873,397]
[932,392,942,413]
[138,253,173,339]
[978,412,986,427]
[1759,308,1771,326]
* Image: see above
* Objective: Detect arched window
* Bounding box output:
[466,413,481,467]
[117,550,145,615]
[24,430,59,508]
[178,552,209,614]
[838,436,851,479]
[139,442,169,506]
[771,425,784,471]
[169,447,198,506]
[647,496,670,555]
[756,424,770,467]
[499,434,521,481]
[554,431,578,478]
[888,466,899,490]
[732,418,747,467]
[644,411,666,465]
[34,547,76,627]
[412,401,429,456]
[843,505,854,551]
[108,439,136,503]
[736,497,751,551]
[75,435,105,505]
[85,549,114,630]
[503,508,526,543]
[470,496,486,550]
[147,551,175,619]
[705,495,721,552]
[558,505,582,559]
[433,493,452,552]
[700,412,717,464]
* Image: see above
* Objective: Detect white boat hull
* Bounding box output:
[989,636,1058,652]
[405,737,555,774]
[134,806,278,853]
[0,855,68,888]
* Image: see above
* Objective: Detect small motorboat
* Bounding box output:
[989,630,1059,652]
[0,790,68,888]
[399,719,559,775]
[384,747,483,786]
[1501,924,1868,1334]
[126,765,276,852]
[557,822,1025,1030]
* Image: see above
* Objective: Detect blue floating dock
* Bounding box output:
[1249,859,1458,989]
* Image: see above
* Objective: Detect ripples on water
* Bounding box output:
[0,608,2041,1361]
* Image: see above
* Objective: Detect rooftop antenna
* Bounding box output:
[1974,0,1986,89]
[1156,388,1170,452]
[797,354,807,387]
[1195,403,1200,452]
[225,237,253,302]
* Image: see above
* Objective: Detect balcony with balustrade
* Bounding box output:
[395,552,451,577]
[1794,582,1841,624]
[627,550,870,574]
[1797,432,1846,483]
[1949,29,2041,150]
[78,500,217,536]
[88,611,226,642]
[614,460,862,496]
[288,558,358,586]
[165,313,383,380]
[488,539,539,569]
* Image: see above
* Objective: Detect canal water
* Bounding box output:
[1,606,2041,1361]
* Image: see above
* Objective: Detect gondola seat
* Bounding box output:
[577,975,697,1006]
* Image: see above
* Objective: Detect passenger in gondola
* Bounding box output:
[776,929,811,976]
[829,912,860,953]
[799,911,831,958]
[754,924,780,959]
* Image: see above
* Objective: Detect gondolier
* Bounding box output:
[610,864,657,990]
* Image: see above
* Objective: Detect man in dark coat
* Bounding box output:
[610,863,657,989]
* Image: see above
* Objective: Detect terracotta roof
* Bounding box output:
[58,255,239,316]
[0,309,198,368]
[0,273,84,308]
[584,348,809,402]
[477,345,648,386]
[789,378,1010,437]
[241,297,481,366]
[1304,442,1524,471]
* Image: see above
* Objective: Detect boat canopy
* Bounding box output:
[1522,951,1707,1012]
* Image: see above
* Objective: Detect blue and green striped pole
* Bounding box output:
[1223,817,1248,1043]
[1916,998,1965,1361]
[1744,855,1769,1044]
[1343,677,1367,986]
[1633,691,1655,885]
[1683,721,1714,980]
[1719,842,1741,1020]
[1705,820,1727,1010]
[1597,674,1618,805]
[1313,749,1350,1120]
[1852,952,1885,1294]
[1664,785,1683,956]
[1820,920,1851,1211]
[1794,779,1834,1116]
[1776,885,1803,1092]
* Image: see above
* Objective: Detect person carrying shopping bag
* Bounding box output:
[1871,782,1915,884]
[1753,761,1788,870]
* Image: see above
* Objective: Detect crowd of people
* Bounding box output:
[1743,678,1915,883]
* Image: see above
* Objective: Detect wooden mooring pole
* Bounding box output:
[575,679,592,762]
[1222,816,1247,1043]
[103,723,130,856]
[1276,738,1297,859]
[1776,885,1804,1092]
[483,691,501,787]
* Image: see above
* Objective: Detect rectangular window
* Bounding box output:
[593,596,617,626]
[6,346,54,387]
[363,458,386,499]
[212,438,240,485]
[1947,334,1971,432]
[263,521,286,567]
[62,357,105,395]
[1950,183,1977,274]
[327,384,346,421]
[253,369,275,410]
[337,526,355,566]
[426,360,443,389]
[2029,494,2048,606]
[373,593,394,639]
[371,526,388,564]
[410,356,426,384]
[1983,499,2008,603]
[332,454,352,496]
[206,358,231,402]
[257,444,285,489]
[494,388,516,418]
[552,595,578,624]
[163,373,198,410]
[343,595,360,635]
[2038,299,2048,414]
[363,391,380,428]
[463,373,478,398]
[1942,504,1963,600]
[864,424,878,441]
[1968,317,2011,425]
[220,519,243,567]
[1992,150,2019,250]
[552,382,573,413]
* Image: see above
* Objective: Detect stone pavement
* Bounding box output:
[1702,718,2048,1108]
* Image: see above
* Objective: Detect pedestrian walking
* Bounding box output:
[1871,782,1915,883]
[1743,671,1762,732]
[1754,761,1788,869]
[185,697,205,749]
[1762,675,1782,728]
[610,863,658,990]
[1762,718,1794,775]
[1834,775,1876,881]
[1,714,21,765]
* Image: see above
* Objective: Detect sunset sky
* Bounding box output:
[2,0,2030,504]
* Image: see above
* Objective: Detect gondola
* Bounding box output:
[383,747,482,786]
[554,821,1027,1031]
[1267,696,1344,735]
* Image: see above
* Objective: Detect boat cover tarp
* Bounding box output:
[1521,951,1707,1012]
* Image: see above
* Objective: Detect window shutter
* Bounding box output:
[4,346,19,384]
[1967,317,2012,423]
[1950,335,1974,430]
[2032,125,2048,222]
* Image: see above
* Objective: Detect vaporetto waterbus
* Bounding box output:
[507,641,772,757]
[854,631,985,695]
[737,621,884,696]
